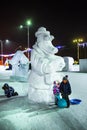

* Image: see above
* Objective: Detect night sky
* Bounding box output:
[0,1,87,59]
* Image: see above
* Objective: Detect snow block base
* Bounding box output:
[28,86,55,104]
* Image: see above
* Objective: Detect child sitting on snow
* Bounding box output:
[53,81,60,105]
[2,83,18,98]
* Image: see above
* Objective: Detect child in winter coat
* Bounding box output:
[60,76,72,108]
[53,81,60,105]
[2,83,18,98]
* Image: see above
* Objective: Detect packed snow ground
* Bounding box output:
[0,66,87,130]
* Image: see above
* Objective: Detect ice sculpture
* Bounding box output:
[28,27,65,103]
[10,50,29,81]
[63,57,74,71]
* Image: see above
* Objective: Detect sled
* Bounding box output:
[70,99,82,105]
[56,95,67,108]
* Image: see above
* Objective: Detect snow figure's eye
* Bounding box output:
[44,35,50,40]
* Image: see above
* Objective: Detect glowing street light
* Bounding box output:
[73,38,83,43]
[20,19,32,60]
[73,38,83,61]
[20,25,23,29]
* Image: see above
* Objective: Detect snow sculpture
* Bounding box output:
[28,27,65,103]
[10,50,29,81]
[63,57,74,71]
[80,59,87,72]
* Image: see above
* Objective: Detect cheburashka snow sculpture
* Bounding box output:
[10,50,29,81]
[28,27,65,103]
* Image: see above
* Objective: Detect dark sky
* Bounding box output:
[0,0,87,58]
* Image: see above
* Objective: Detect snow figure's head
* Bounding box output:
[35,27,58,54]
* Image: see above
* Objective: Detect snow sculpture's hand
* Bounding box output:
[43,58,65,74]
[43,61,58,73]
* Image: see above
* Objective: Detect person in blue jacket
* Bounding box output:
[60,76,72,108]
[2,83,18,97]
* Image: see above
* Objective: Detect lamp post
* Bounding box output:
[0,40,10,65]
[73,38,83,61]
[0,40,3,64]
[20,20,32,60]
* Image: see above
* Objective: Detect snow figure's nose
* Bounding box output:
[48,42,58,54]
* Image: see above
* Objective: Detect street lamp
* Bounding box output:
[73,38,83,61]
[0,40,3,64]
[0,39,9,64]
[20,19,32,60]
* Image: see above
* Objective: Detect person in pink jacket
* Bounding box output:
[53,81,60,105]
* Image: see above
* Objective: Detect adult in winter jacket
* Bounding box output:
[60,76,72,108]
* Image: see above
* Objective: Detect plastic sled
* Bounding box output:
[70,99,82,105]
[57,98,67,108]
[56,95,67,108]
